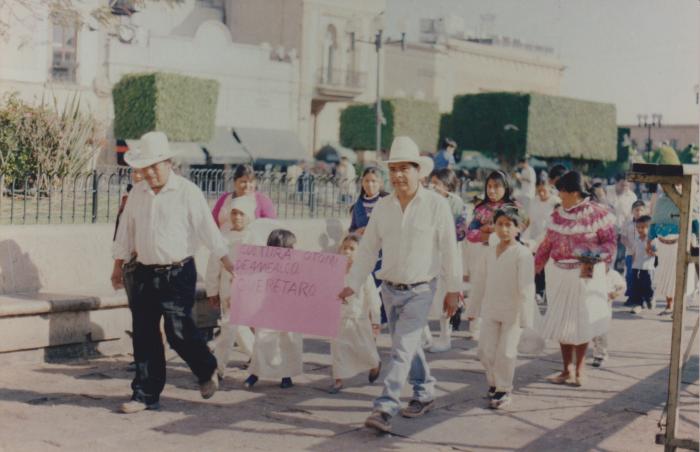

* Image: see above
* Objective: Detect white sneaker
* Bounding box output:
[428,339,451,353]
[631,306,642,314]
[489,392,511,409]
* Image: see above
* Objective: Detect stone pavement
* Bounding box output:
[0,300,698,452]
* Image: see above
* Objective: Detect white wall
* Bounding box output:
[0,2,300,162]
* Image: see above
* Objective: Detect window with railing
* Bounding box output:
[51,16,78,83]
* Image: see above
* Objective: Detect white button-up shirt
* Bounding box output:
[113,173,229,265]
[347,186,463,293]
[605,185,638,230]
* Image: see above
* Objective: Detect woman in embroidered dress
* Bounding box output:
[535,171,617,387]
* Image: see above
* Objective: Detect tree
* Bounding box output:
[0,93,103,186]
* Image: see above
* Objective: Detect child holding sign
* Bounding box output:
[244,229,304,390]
[205,195,262,379]
[330,235,382,394]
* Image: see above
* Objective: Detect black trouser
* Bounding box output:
[535,270,546,299]
[129,258,217,404]
[628,269,654,308]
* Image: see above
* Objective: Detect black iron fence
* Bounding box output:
[0,168,360,225]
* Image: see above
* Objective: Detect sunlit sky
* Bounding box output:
[386,0,699,125]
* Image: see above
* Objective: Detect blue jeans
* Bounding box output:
[374,280,437,416]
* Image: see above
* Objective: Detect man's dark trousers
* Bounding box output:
[129,258,217,404]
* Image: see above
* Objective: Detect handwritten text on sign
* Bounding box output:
[229,245,347,338]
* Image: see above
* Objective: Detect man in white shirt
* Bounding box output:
[338,136,462,433]
[515,156,537,215]
[606,174,638,230]
[606,174,638,271]
[111,132,235,414]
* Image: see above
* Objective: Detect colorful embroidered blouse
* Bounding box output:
[534,198,617,273]
[466,200,507,243]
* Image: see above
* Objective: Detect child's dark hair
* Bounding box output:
[635,215,652,224]
[476,170,514,208]
[631,200,646,210]
[430,168,459,193]
[548,164,567,183]
[493,205,527,243]
[555,171,588,196]
[341,234,361,246]
[267,229,297,248]
[493,205,526,228]
[233,164,256,181]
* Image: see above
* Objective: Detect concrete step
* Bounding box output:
[0,287,217,364]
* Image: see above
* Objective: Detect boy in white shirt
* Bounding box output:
[205,195,262,379]
[472,206,535,409]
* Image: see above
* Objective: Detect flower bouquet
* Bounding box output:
[573,248,607,279]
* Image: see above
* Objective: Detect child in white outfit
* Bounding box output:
[330,235,382,393]
[472,206,535,409]
[591,268,626,367]
[244,229,304,390]
[205,195,261,378]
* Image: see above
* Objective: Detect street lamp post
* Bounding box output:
[637,113,662,163]
[351,14,407,154]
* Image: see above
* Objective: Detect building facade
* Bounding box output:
[0,0,301,165]
[383,17,565,116]
[622,124,699,152]
[225,0,384,153]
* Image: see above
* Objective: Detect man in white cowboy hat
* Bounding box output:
[338,136,463,432]
[111,131,235,413]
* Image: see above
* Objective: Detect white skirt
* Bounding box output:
[331,317,380,379]
[249,329,303,379]
[541,263,611,345]
[654,239,678,299]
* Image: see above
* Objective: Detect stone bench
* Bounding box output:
[0,218,348,362]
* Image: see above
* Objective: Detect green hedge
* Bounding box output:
[340,98,439,151]
[438,113,453,148]
[450,92,616,165]
[339,100,393,151]
[113,72,219,142]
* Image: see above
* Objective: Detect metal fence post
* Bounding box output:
[91,170,98,223]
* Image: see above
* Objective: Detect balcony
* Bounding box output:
[316,68,367,100]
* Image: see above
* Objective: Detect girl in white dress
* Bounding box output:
[205,195,262,379]
[329,235,382,393]
[244,229,304,389]
[471,206,536,409]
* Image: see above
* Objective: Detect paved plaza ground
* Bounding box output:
[0,299,697,452]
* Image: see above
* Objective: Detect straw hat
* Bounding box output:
[124,131,177,169]
[381,136,434,179]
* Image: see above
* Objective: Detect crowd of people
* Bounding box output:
[111,131,698,434]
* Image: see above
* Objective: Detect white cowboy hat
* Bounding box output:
[124,131,178,169]
[381,136,434,179]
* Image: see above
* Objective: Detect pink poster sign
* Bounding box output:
[229,244,347,338]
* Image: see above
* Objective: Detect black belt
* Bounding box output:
[138,256,193,272]
[384,280,429,291]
